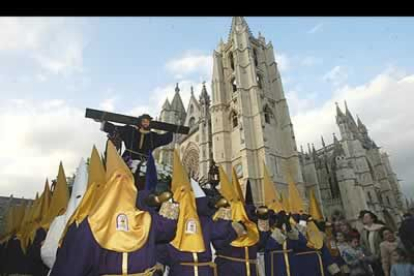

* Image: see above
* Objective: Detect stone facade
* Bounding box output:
[154,17,404,224]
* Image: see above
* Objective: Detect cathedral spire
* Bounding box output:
[228,16,253,41]
[162,98,171,111]
[321,135,326,148]
[333,132,345,156]
[199,81,210,106]
[336,102,345,118]
[344,100,357,126]
[357,114,362,127]
[333,133,339,145]
[170,83,186,124]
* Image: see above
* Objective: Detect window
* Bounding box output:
[253,48,258,67]
[235,163,243,178]
[189,117,196,128]
[232,78,237,93]
[189,104,194,114]
[256,74,262,89]
[386,196,391,205]
[264,105,272,124]
[232,111,238,128]
[229,52,235,70]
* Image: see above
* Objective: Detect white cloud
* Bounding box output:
[36,73,47,82]
[291,68,414,198]
[99,96,117,112]
[301,56,323,66]
[323,65,349,86]
[274,52,290,72]
[165,52,212,80]
[0,17,88,76]
[308,23,324,34]
[0,99,108,198]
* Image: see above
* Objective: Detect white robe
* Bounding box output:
[40,158,88,269]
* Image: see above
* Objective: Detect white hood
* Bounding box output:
[41,158,88,269]
[65,158,88,220]
[191,178,206,198]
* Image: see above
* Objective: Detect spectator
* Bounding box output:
[336,232,348,255]
[390,248,414,276]
[341,236,374,276]
[379,227,399,276]
[359,211,385,276]
[398,214,414,263]
[340,220,361,241]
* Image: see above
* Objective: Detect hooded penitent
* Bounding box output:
[170,149,205,253]
[41,158,88,269]
[218,166,259,247]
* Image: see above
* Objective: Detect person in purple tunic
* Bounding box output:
[212,168,267,276]
[50,142,179,276]
[293,214,342,276]
[157,179,244,276]
[260,210,309,276]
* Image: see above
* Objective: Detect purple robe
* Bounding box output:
[3,236,31,275]
[50,211,177,276]
[295,244,339,276]
[212,203,267,276]
[262,230,308,276]
[27,228,49,276]
[157,198,237,276]
[0,241,6,274]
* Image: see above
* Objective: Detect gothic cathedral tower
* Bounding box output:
[210,17,305,205]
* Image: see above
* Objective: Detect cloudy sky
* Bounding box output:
[1,17,413,201]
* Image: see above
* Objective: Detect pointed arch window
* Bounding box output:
[189,117,196,128]
[263,104,273,124]
[256,74,262,89]
[253,48,258,67]
[229,52,235,71]
[232,77,237,93]
[230,110,238,128]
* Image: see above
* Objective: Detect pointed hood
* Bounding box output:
[306,220,324,250]
[61,146,106,247]
[36,180,52,224]
[230,168,260,247]
[232,168,245,205]
[218,166,238,203]
[280,192,290,213]
[41,163,69,230]
[263,163,283,212]
[88,141,151,252]
[170,149,205,253]
[308,188,324,221]
[65,159,88,221]
[287,173,304,214]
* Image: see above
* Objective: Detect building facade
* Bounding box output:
[155,17,404,224]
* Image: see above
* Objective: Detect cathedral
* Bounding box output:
[154,17,404,226]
